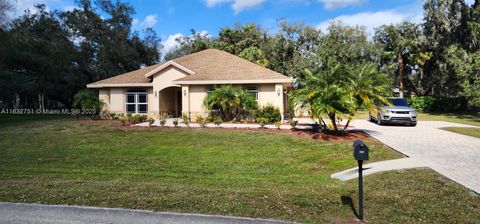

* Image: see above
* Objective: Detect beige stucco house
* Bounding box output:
[87,49,293,120]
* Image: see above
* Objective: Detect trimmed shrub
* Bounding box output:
[160,119,166,127]
[257,117,268,128]
[173,118,179,127]
[213,117,222,126]
[119,115,129,126]
[147,117,155,126]
[274,121,281,129]
[407,96,468,112]
[289,119,298,129]
[255,104,281,124]
[195,115,208,128]
[182,113,190,127]
[130,114,147,124]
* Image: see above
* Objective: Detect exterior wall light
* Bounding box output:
[277,88,281,96]
[183,90,186,96]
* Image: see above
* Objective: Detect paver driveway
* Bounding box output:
[352,120,480,194]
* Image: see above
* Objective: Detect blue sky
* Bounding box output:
[13,0,476,53]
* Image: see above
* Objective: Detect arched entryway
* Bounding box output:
[158,86,182,117]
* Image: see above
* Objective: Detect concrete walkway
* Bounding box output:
[0,202,295,224]
[352,120,480,194]
[331,158,425,181]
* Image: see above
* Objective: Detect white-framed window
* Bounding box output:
[245,87,258,101]
[207,87,215,95]
[126,90,148,114]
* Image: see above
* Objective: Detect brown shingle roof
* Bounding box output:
[88,49,290,87]
[173,49,289,81]
[88,63,161,85]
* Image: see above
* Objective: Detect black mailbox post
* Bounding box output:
[353,140,369,221]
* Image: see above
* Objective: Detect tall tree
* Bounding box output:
[374,22,423,97]
[6,5,78,109]
[422,0,470,96]
[61,0,160,82]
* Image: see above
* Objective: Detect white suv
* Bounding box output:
[369,97,417,126]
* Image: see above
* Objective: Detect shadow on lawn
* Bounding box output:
[341,195,360,219]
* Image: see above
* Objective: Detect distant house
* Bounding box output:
[87,49,293,120]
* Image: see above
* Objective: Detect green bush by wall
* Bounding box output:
[407,96,468,112]
[255,104,281,124]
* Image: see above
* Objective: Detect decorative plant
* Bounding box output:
[160,119,166,127]
[203,85,258,121]
[173,118,179,127]
[130,114,147,125]
[182,113,190,127]
[274,121,281,130]
[289,119,298,129]
[147,117,155,126]
[257,117,268,128]
[119,115,129,126]
[196,115,208,128]
[213,117,222,127]
[255,104,281,124]
[72,89,105,118]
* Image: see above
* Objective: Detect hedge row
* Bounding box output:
[407,96,468,112]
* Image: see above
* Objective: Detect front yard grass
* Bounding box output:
[441,127,480,138]
[0,118,479,223]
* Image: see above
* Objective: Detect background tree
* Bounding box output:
[0,0,161,109]
[374,22,422,97]
[164,30,212,60]
[61,0,161,82]
[422,0,469,96]
[5,5,78,109]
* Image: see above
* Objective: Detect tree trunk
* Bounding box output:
[328,113,338,132]
[319,117,327,131]
[15,93,20,109]
[343,117,352,131]
[38,92,45,111]
[398,52,405,98]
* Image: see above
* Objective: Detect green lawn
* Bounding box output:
[441,127,480,138]
[354,111,480,126]
[0,118,479,223]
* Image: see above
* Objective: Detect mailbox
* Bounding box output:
[353,140,369,161]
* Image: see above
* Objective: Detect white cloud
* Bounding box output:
[316,4,423,37]
[205,0,230,7]
[143,14,158,27]
[232,0,266,13]
[161,31,211,56]
[132,14,158,30]
[161,33,184,55]
[203,0,265,13]
[318,0,365,10]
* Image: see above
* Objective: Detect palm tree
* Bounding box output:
[344,63,392,129]
[291,65,355,132]
[203,85,257,121]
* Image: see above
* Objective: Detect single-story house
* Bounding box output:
[87,49,293,120]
